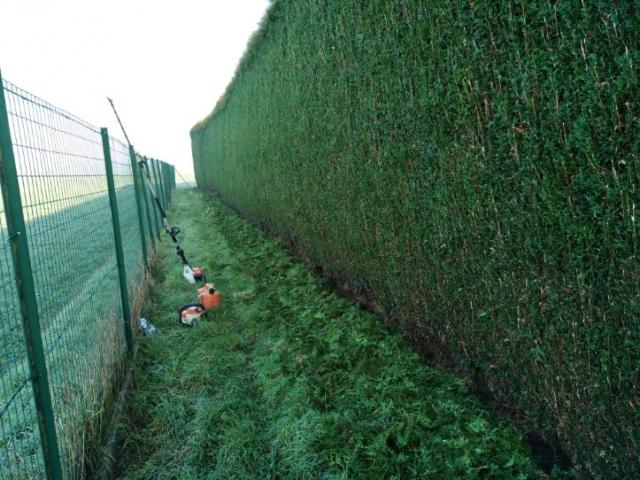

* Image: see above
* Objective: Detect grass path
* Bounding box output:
[116,189,572,479]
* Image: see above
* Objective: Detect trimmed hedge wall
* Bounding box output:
[191,1,639,477]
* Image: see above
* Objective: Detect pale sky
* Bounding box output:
[0,0,271,178]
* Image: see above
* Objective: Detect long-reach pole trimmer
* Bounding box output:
[107,97,220,326]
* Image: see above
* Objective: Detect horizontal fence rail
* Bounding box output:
[0,72,175,479]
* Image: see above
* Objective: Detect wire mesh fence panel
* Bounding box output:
[109,137,145,304]
[141,156,154,253]
[2,79,126,478]
[0,76,175,478]
[0,201,44,479]
[136,153,155,259]
[139,154,160,243]
[148,158,163,234]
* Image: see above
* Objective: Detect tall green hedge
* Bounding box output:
[191,1,639,477]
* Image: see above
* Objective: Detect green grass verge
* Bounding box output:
[116,189,576,479]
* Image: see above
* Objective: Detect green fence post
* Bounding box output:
[160,160,167,209]
[167,164,172,203]
[152,158,166,212]
[145,156,162,239]
[100,128,134,353]
[161,161,168,208]
[161,163,168,205]
[156,160,165,209]
[164,163,171,204]
[0,71,63,480]
[154,159,165,232]
[139,154,156,250]
[129,145,148,267]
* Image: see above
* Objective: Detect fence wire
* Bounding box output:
[0,77,175,479]
[110,138,148,303]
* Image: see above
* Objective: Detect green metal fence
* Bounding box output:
[0,72,175,479]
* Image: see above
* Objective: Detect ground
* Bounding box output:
[115,189,575,479]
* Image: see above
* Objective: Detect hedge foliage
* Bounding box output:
[191,1,639,477]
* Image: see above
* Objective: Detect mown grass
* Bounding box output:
[116,189,576,479]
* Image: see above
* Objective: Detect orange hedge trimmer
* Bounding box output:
[108,98,221,327]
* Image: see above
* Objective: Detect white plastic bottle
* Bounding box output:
[139,317,159,336]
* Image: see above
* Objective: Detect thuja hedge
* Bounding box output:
[191,1,639,477]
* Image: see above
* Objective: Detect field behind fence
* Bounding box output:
[191,1,640,478]
[0,73,175,479]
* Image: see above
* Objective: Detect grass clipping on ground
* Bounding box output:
[116,189,571,479]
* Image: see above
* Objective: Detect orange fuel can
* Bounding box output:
[198,283,221,310]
